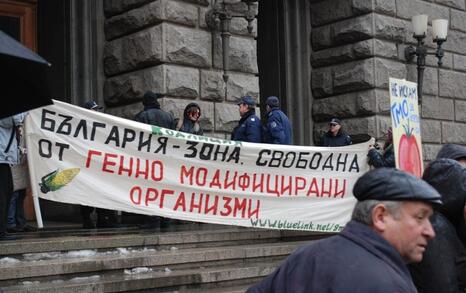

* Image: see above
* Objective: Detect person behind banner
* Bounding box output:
[321,117,352,147]
[134,91,175,230]
[367,127,395,168]
[7,117,37,233]
[175,103,203,135]
[135,91,175,130]
[409,158,466,293]
[0,113,27,241]
[262,96,292,145]
[436,143,466,166]
[247,168,441,293]
[80,100,118,229]
[231,96,262,143]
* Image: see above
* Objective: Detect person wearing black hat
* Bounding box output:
[84,100,103,111]
[134,91,175,130]
[262,96,292,145]
[436,143,466,166]
[231,96,262,143]
[80,100,118,228]
[409,158,466,293]
[247,168,441,293]
[321,117,352,147]
[134,91,175,230]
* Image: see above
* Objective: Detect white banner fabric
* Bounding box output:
[25,100,371,232]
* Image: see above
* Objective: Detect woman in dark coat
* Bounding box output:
[368,127,395,168]
[176,103,203,135]
[409,158,466,293]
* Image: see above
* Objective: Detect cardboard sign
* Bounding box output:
[389,78,423,177]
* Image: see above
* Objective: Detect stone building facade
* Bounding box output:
[101,0,466,160]
[3,0,466,221]
[102,0,259,140]
[309,0,466,161]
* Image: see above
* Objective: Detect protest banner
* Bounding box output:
[389,78,423,178]
[25,100,371,232]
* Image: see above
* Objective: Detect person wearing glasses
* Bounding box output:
[321,117,352,147]
[176,103,203,135]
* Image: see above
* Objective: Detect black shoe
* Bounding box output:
[21,225,38,232]
[0,232,18,241]
[6,226,19,233]
[139,223,160,230]
[83,219,96,229]
[96,221,118,228]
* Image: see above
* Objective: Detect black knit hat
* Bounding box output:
[143,91,163,106]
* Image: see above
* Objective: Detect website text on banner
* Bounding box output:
[389,78,423,178]
[25,100,371,232]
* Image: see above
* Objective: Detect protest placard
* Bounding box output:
[389,78,423,178]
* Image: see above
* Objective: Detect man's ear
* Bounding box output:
[371,204,388,233]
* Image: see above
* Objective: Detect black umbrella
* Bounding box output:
[0,29,53,119]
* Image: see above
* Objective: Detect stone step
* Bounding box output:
[0,240,307,282]
[1,261,278,293]
[0,227,321,256]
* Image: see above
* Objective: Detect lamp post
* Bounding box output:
[405,15,448,105]
[207,0,258,83]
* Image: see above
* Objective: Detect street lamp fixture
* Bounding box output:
[404,14,448,105]
[207,0,258,83]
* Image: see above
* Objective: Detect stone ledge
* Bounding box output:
[0,241,305,280]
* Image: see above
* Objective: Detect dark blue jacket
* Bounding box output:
[263,108,292,145]
[231,109,262,143]
[247,220,417,293]
[322,130,352,147]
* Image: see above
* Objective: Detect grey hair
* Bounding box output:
[352,200,403,225]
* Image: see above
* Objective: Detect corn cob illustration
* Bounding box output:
[39,168,80,194]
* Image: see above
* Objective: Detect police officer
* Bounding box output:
[263,96,292,145]
[231,96,262,143]
[321,117,352,147]
[247,168,441,293]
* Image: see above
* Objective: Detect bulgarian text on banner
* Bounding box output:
[25,100,371,232]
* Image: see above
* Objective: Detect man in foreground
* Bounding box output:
[247,168,441,293]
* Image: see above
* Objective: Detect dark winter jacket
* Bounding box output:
[231,109,262,143]
[322,130,352,147]
[437,144,466,161]
[263,108,292,145]
[247,220,418,293]
[368,144,395,168]
[176,103,203,135]
[134,104,175,130]
[409,158,466,293]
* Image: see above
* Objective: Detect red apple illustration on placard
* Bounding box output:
[398,124,422,178]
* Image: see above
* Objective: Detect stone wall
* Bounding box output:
[102,0,259,138]
[310,0,466,160]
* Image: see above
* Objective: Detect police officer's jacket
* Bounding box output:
[322,130,352,147]
[263,108,292,145]
[231,109,262,143]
